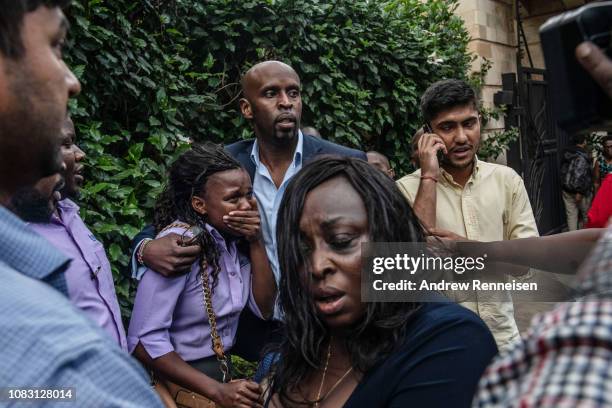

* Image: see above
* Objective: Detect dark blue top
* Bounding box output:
[344,301,497,408]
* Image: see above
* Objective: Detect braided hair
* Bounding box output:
[153,142,242,288]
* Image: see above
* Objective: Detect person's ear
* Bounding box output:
[191,195,207,216]
[239,98,253,120]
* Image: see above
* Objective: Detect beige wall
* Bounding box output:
[457,0,586,90]
[520,14,548,69]
[454,0,586,163]
[519,1,574,69]
[455,0,516,163]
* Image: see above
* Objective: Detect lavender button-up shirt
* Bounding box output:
[29,199,127,350]
[127,223,263,361]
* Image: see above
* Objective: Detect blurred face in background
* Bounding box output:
[603,139,612,160]
[367,152,395,179]
[58,116,86,199]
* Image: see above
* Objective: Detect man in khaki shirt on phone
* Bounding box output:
[396,79,538,350]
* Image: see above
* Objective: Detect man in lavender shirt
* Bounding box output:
[27,116,127,350]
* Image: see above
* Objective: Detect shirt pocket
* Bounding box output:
[92,246,114,288]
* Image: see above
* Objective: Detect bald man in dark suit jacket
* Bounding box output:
[130,61,365,361]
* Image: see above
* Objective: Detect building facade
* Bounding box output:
[456,0,589,114]
[455,0,592,234]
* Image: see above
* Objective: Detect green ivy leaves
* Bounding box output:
[64,0,473,320]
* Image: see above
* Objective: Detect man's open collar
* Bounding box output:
[47,198,79,225]
[440,156,481,186]
[250,130,304,170]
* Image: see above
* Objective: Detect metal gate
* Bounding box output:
[518,68,567,235]
[494,1,568,235]
[497,69,567,235]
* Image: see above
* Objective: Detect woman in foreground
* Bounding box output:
[264,156,497,407]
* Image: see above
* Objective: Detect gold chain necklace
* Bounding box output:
[314,339,354,408]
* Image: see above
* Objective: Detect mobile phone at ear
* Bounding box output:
[424,124,445,162]
[436,147,445,163]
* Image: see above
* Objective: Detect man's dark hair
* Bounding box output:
[420,79,478,124]
[572,133,587,145]
[604,134,612,144]
[0,0,70,58]
[270,156,424,406]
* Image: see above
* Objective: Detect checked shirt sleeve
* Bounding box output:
[474,228,612,408]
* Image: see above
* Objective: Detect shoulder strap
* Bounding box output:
[199,258,231,383]
[161,222,232,382]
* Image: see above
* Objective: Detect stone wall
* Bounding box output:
[456,0,588,98]
[453,0,588,163]
[455,0,516,163]
[518,1,576,69]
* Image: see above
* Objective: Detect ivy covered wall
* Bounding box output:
[64,0,473,315]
